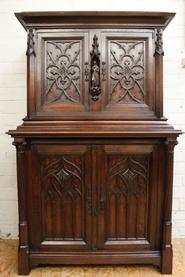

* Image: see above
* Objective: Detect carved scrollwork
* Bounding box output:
[45,40,81,103]
[155,29,164,56]
[26,29,36,56]
[110,41,145,104]
[89,35,101,101]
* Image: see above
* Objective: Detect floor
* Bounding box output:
[0,240,185,276]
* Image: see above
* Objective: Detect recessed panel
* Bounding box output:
[101,31,156,119]
[45,40,81,104]
[109,40,145,104]
[36,31,89,117]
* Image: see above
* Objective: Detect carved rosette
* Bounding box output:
[26,29,36,56]
[155,29,164,56]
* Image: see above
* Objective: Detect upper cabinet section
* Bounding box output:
[15,11,175,121]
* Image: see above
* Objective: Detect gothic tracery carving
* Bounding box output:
[110,41,145,104]
[42,156,82,200]
[109,155,148,197]
[45,40,81,103]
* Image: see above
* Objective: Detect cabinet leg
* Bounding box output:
[18,245,30,275]
[161,244,173,274]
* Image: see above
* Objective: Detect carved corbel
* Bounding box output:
[26,29,36,56]
[155,29,164,56]
[165,137,178,154]
[13,138,27,153]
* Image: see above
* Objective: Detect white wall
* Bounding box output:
[0,0,185,239]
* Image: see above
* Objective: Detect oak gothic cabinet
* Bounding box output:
[7,12,182,275]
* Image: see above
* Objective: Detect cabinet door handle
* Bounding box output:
[89,35,101,101]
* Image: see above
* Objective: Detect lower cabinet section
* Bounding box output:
[16,138,172,274]
[29,144,92,251]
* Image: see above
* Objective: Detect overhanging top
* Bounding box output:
[15,11,175,30]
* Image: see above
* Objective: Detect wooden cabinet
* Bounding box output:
[7,12,182,275]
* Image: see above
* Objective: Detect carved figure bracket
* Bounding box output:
[89,35,101,101]
[26,29,36,56]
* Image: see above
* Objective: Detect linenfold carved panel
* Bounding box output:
[110,40,145,104]
[41,155,84,239]
[45,40,81,104]
[107,155,149,239]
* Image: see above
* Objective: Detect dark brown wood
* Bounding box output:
[7,11,182,275]
[161,138,178,274]
[13,138,30,275]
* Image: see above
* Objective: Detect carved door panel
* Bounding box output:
[35,31,89,118]
[28,143,92,251]
[100,31,156,119]
[97,142,164,251]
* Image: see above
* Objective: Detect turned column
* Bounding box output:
[161,137,178,274]
[13,138,30,275]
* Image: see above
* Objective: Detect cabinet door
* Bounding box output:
[28,143,92,251]
[100,31,156,120]
[34,31,89,119]
[97,142,164,251]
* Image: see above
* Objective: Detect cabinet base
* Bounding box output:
[17,251,171,275]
